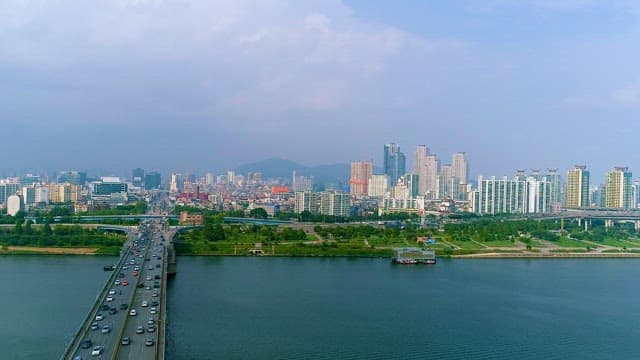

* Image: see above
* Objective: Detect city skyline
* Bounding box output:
[2,1,640,178]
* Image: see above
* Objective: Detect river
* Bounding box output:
[2,256,640,359]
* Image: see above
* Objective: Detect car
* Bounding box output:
[122,266,129,270]
[137,283,145,289]
[108,289,116,295]
[91,346,103,356]
[100,304,110,311]
[156,264,161,268]
[150,307,157,315]
[141,301,148,307]
[90,322,99,330]
[115,279,121,285]
[151,292,158,297]
[109,308,118,315]
[147,325,156,332]
[146,286,152,290]
[145,338,154,346]
[106,296,114,302]
[147,318,155,325]
[148,266,154,270]
[132,271,138,277]
[121,336,131,346]
[81,339,92,349]
[95,313,104,321]
[101,325,110,334]
[150,300,159,306]
[136,325,145,334]
[129,309,137,316]
[73,356,82,360]
[146,275,152,281]
[120,303,128,310]
[154,275,160,280]
[122,280,129,286]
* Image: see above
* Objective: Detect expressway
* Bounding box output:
[63,220,168,360]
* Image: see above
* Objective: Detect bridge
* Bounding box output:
[61,218,177,360]
[505,209,640,231]
[25,214,178,224]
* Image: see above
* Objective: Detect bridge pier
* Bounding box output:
[584,218,590,232]
[605,219,614,229]
[635,220,640,231]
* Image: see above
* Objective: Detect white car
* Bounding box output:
[115,280,121,285]
[95,314,104,321]
[141,301,148,307]
[108,289,116,295]
[106,296,114,302]
[129,309,137,316]
[91,346,103,356]
[150,307,157,315]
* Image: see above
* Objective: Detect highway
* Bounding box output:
[63,220,167,360]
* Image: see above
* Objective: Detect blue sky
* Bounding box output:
[2,0,640,182]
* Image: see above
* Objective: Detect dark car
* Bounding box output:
[120,303,128,310]
[150,300,159,306]
[137,283,145,289]
[109,308,118,315]
[81,339,92,349]
[100,304,110,311]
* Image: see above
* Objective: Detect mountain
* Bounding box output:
[234,157,354,185]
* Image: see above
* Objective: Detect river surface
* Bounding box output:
[2,256,640,359]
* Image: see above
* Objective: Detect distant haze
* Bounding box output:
[2,1,640,182]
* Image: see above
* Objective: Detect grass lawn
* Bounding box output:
[448,240,486,250]
[551,237,589,248]
[481,240,518,248]
[589,238,635,248]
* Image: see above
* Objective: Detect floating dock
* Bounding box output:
[392,247,436,264]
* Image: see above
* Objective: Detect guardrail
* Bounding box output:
[157,242,169,360]
[60,233,133,360]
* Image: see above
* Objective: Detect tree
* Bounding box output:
[43,222,52,235]
[249,208,268,219]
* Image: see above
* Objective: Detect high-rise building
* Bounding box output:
[452,152,469,185]
[204,173,215,186]
[292,171,313,192]
[319,191,351,217]
[413,145,429,196]
[294,191,318,213]
[605,167,633,209]
[93,177,128,196]
[545,169,562,213]
[21,185,37,207]
[56,171,86,185]
[384,143,406,186]
[144,172,162,190]
[132,168,145,187]
[170,173,184,194]
[472,175,528,215]
[566,165,590,208]
[367,175,388,197]
[424,155,439,199]
[350,161,373,197]
[0,180,21,205]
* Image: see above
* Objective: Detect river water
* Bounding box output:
[2,256,640,359]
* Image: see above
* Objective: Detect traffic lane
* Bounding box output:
[117,232,160,359]
[72,249,139,359]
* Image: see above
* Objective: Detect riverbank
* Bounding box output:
[0,246,119,255]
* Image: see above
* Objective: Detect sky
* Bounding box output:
[2,0,640,182]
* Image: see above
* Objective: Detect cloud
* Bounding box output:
[612,79,640,105]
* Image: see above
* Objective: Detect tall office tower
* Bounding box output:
[349,161,373,196]
[294,191,318,213]
[144,172,161,190]
[605,167,633,209]
[367,175,389,197]
[292,171,313,192]
[545,169,562,213]
[384,143,406,186]
[566,165,590,208]
[451,152,469,185]
[132,168,145,187]
[414,145,429,195]
[226,171,235,185]
[319,191,351,217]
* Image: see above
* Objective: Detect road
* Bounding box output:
[116,226,166,359]
[66,222,157,359]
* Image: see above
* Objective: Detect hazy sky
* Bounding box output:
[2,0,640,181]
